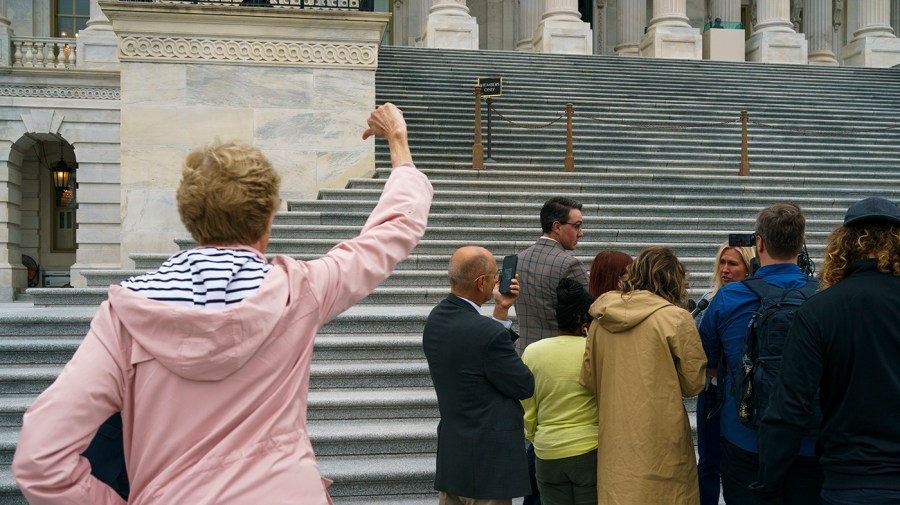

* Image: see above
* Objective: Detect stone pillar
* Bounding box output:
[516,0,536,51]
[595,0,608,54]
[746,0,808,63]
[708,0,740,23]
[639,0,701,59]
[615,0,647,55]
[842,0,900,67]
[100,1,389,266]
[806,0,838,65]
[0,0,12,67]
[532,0,592,53]
[423,0,479,50]
[76,0,119,70]
[893,0,900,38]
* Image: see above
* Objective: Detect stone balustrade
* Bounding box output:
[151,0,373,9]
[12,37,77,69]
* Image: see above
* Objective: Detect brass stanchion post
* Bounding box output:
[739,110,750,176]
[472,86,484,170]
[565,103,574,172]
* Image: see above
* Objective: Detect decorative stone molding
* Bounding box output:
[99,1,389,70]
[0,85,120,100]
[119,36,378,68]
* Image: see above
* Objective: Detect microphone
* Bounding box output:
[691,297,710,318]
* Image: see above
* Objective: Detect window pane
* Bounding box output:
[63,19,77,37]
[75,17,88,34]
[57,0,73,15]
[75,0,90,15]
[56,18,76,37]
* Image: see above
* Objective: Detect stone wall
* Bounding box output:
[101,2,389,265]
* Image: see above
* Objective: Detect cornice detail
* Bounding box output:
[119,36,379,67]
[0,85,121,100]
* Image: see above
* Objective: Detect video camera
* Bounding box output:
[728,233,756,248]
[727,233,815,277]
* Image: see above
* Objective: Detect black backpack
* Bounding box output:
[732,277,820,431]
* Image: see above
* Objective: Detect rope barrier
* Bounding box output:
[747,119,900,135]
[575,111,742,130]
[488,103,566,129]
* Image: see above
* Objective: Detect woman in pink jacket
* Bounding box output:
[12,103,433,505]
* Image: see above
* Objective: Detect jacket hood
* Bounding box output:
[107,267,289,382]
[589,290,673,333]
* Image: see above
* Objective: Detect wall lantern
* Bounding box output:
[51,157,73,190]
[50,140,77,206]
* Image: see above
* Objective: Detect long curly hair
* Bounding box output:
[621,246,689,309]
[820,223,900,289]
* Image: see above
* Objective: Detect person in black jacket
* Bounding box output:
[754,197,900,505]
[423,246,534,505]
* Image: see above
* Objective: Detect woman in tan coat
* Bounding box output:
[580,246,707,505]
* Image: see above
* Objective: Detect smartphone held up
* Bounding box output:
[499,255,518,294]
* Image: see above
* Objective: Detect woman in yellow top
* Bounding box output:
[521,278,598,505]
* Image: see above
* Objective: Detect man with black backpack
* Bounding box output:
[754,197,900,505]
[698,202,823,505]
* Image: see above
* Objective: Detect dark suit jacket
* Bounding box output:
[423,294,534,499]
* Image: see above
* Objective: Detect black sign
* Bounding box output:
[478,76,502,97]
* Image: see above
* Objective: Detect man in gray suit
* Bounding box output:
[515,196,589,353]
[423,246,534,505]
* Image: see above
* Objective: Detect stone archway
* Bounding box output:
[0,131,79,299]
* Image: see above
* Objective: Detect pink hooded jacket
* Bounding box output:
[12,163,433,505]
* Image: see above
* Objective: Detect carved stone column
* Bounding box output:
[0,0,12,66]
[893,0,900,38]
[76,0,119,70]
[841,0,900,67]
[639,0,701,59]
[517,0,536,51]
[708,0,741,23]
[806,0,838,65]
[746,0,807,63]
[615,0,647,55]
[595,0,608,54]
[423,0,479,50]
[533,0,592,54]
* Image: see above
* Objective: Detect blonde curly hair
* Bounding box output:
[820,223,900,289]
[177,141,281,246]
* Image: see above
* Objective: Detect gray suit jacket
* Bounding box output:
[422,294,534,499]
[516,237,589,351]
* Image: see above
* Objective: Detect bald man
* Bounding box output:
[423,246,535,505]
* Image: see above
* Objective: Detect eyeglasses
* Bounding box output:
[559,221,583,231]
[476,270,501,282]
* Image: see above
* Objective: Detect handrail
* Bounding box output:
[472,96,900,176]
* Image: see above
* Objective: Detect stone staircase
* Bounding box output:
[2,46,900,503]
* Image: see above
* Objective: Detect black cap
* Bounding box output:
[843,197,900,226]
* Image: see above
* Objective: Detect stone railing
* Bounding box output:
[149,0,374,9]
[11,37,77,69]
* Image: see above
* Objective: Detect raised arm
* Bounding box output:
[363,102,412,167]
[307,103,434,321]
